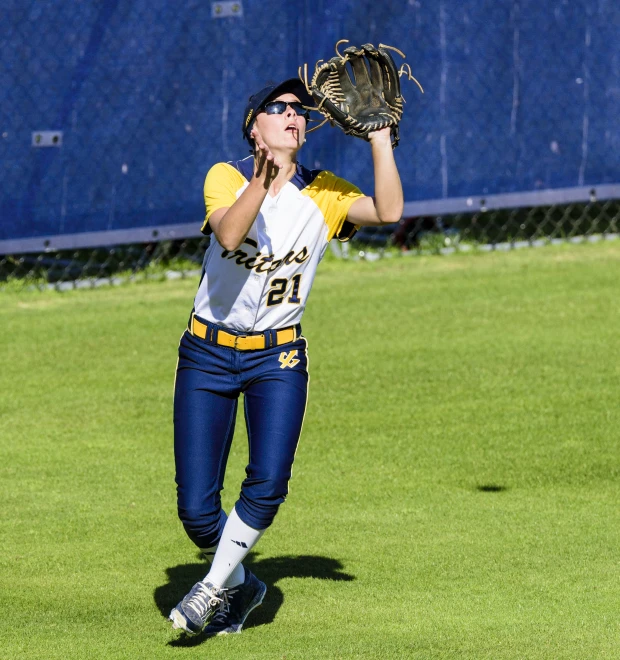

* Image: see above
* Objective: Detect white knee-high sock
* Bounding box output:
[205,507,264,588]
[200,545,245,588]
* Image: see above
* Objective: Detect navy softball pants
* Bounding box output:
[173,324,309,549]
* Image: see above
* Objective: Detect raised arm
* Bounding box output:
[345,127,404,227]
[209,128,282,251]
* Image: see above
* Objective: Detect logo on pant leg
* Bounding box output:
[279,350,300,369]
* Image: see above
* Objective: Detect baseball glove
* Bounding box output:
[299,40,423,148]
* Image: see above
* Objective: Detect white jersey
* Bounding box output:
[193,156,364,332]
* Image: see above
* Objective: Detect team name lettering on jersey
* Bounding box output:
[220,246,310,273]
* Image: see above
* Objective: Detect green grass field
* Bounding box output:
[1,241,619,659]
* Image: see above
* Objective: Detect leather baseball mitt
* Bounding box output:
[299,40,423,148]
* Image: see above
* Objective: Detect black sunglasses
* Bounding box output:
[261,100,310,121]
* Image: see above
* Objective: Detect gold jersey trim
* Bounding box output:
[300,170,364,241]
[202,162,247,234]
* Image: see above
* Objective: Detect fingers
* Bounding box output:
[260,147,283,170]
[251,127,272,158]
[251,127,267,154]
[251,131,282,189]
[251,128,283,171]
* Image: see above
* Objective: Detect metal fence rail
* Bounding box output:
[3,200,618,290]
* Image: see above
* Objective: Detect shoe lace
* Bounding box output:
[210,587,237,623]
[187,582,225,620]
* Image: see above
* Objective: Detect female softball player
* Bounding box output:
[170,77,403,637]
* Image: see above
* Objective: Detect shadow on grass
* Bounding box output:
[476,484,508,493]
[154,553,355,647]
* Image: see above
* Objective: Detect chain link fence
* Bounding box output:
[3,200,619,290]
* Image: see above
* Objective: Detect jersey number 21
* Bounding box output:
[267,274,302,306]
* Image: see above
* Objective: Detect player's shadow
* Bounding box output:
[154,553,355,647]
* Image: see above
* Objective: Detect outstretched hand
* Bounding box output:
[251,127,282,190]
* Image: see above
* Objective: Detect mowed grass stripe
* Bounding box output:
[0,241,619,659]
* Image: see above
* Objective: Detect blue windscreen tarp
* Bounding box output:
[2,0,619,241]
